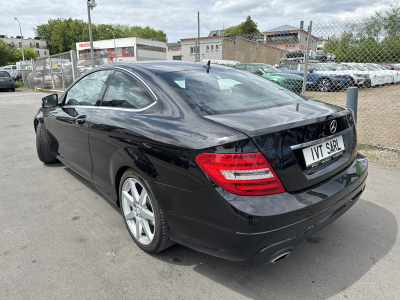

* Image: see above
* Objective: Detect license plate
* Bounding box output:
[302,135,345,167]
[0,79,5,81]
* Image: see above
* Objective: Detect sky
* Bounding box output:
[0,0,396,43]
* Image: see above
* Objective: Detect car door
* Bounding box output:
[47,69,113,178]
[89,70,156,195]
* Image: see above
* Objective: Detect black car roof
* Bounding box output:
[105,60,233,74]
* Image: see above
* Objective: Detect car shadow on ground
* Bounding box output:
[53,165,398,299]
[151,199,397,299]
[60,165,122,215]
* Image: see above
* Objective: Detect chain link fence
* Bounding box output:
[20,19,400,149]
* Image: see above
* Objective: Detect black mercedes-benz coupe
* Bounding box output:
[34,61,368,264]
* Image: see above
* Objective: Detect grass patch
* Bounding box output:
[358,143,400,168]
[14,81,24,88]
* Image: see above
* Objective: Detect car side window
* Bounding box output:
[101,72,155,109]
[247,65,260,74]
[235,65,247,70]
[64,70,112,106]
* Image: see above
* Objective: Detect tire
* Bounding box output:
[36,123,58,163]
[345,78,355,89]
[11,88,15,92]
[316,78,332,92]
[119,169,174,253]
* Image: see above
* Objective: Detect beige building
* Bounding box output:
[0,35,49,57]
[222,36,287,65]
[168,32,286,65]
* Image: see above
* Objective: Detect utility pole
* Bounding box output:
[14,18,25,62]
[87,0,97,68]
[198,11,200,62]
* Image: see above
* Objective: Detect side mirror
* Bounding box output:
[42,94,58,108]
[309,68,314,73]
[255,70,263,76]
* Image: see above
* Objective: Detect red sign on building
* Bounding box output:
[79,43,91,47]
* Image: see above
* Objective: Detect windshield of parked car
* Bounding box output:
[372,64,386,70]
[256,64,281,73]
[361,64,379,71]
[0,71,10,77]
[45,69,52,75]
[348,64,366,71]
[299,64,328,71]
[392,64,400,68]
[159,69,305,116]
[379,65,392,70]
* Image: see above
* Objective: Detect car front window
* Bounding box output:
[159,69,304,116]
[64,70,112,106]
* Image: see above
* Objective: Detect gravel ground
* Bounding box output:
[306,84,400,149]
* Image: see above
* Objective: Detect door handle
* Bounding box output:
[75,115,87,125]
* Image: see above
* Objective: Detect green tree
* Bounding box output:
[323,4,400,63]
[224,16,260,36]
[35,19,168,55]
[12,48,38,62]
[0,39,13,66]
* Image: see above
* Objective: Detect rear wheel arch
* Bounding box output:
[115,166,131,207]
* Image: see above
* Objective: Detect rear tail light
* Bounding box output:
[9,76,13,82]
[196,153,285,196]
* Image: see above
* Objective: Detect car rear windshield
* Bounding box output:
[159,69,305,116]
[0,71,10,77]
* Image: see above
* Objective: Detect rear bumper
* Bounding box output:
[151,154,368,264]
[0,82,14,89]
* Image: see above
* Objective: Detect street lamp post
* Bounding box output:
[87,0,97,68]
[106,28,116,62]
[14,17,25,62]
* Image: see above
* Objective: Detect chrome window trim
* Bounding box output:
[62,101,157,112]
[290,126,353,150]
[96,65,158,100]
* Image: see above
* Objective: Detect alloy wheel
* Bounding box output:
[318,79,331,92]
[121,178,155,245]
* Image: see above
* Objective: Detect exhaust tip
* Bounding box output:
[270,251,291,264]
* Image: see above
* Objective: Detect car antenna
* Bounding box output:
[203,60,211,73]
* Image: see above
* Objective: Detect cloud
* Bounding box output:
[0,0,395,45]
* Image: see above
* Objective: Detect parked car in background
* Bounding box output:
[341,63,388,87]
[359,64,394,84]
[315,52,328,62]
[320,63,368,87]
[380,63,400,71]
[279,62,352,92]
[10,69,23,82]
[308,50,316,60]
[370,64,400,83]
[233,63,303,92]
[326,53,336,61]
[0,71,15,91]
[34,61,368,264]
[286,49,305,58]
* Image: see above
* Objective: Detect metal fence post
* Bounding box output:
[346,87,359,123]
[301,21,313,95]
[50,58,55,91]
[70,50,78,82]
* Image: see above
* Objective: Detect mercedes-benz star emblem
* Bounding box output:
[330,120,337,134]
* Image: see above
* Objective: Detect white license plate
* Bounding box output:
[0,79,6,81]
[303,135,345,167]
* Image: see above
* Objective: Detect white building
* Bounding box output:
[76,37,166,64]
[0,35,49,57]
[178,35,223,62]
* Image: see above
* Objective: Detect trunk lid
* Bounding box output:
[204,100,357,192]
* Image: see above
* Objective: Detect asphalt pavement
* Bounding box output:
[0,88,399,300]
